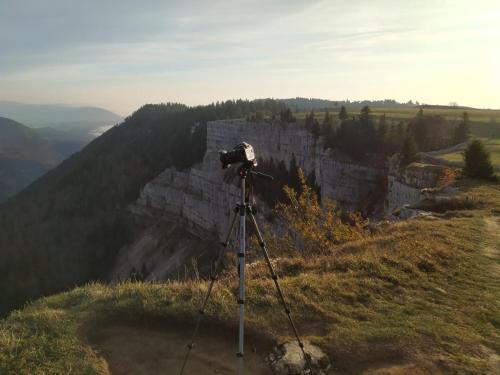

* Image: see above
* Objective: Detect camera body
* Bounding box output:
[219,142,257,169]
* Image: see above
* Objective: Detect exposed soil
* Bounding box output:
[86,321,274,375]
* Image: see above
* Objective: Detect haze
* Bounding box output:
[1,0,499,116]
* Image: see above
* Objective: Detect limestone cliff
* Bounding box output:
[110,119,383,281]
[133,119,382,237]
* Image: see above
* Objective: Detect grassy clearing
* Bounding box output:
[0,181,499,374]
[296,107,500,124]
[434,138,500,171]
[295,107,500,137]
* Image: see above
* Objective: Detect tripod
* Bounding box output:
[179,163,313,375]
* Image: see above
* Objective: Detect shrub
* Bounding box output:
[267,169,367,255]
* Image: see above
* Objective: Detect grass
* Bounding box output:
[433,138,500,171]
[0,180,499,374]
[295,107,500,137]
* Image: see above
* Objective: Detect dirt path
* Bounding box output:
[87,323,273,375]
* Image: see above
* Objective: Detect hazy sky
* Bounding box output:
[1,0,499,116]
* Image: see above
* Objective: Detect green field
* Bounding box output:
[296,107,500,138]
[433,138,500,171]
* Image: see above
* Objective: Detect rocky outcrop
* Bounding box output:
[267,341,331,375]
[386,155,447,212]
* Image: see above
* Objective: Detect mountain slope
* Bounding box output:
[0,117,60,164]
[0,117,64,202]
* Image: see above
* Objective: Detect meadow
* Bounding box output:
[433,138,500,171]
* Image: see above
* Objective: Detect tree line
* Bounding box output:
[303,105,472,165]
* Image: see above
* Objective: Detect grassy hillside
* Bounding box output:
[1,180,498,374]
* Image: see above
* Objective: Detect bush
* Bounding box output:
[265,169,367,255]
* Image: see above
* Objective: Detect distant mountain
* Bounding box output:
[0,102,122,182]
[0,101,123,133]
[0,117,64,202]
[0,117,60,165]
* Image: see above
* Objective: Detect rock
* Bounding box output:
[441,186,459,194]
[267,340,331,375]
[392,206,434,220]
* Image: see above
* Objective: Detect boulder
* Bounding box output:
[267,340,331,375]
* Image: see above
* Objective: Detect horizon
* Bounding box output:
[1,0,499,115]
[2,97,499,120]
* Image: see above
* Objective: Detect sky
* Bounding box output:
[0,0,499,116]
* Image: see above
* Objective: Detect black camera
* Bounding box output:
[219,142,257,169]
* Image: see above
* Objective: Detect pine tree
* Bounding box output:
[409,108,426,150]
[454,111,471,144]
[401,135,418,166]
[338,105,348,122]
[322,110,334,147]
[359,106,377,153]
[359,106,371,123]
[377,113,388,152]
[463,139,494,179]
[305,110,315,129]
[280,108,295,123]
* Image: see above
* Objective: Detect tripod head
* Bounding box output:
[237,163,274,181]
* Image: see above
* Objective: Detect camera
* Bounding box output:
[219,142,257,169]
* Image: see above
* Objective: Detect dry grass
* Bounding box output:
[0,181,499,374]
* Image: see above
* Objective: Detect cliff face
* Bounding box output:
[134,120,382,237]
[385,156,446,212]
[110,120,384,281]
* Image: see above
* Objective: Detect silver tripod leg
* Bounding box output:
[179,210,239,375]
[237,176,246,375]
[248,210,314,374]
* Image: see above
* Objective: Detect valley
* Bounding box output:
[0,103,123,202]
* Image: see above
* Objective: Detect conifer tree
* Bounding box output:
[377,113,388,152]
[322,110,334,147]
[454,111,471,144]
[463,139,494,179]
[401,135,418,166]
[338,105,348,122]
[305,110,315,129]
